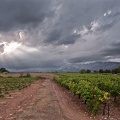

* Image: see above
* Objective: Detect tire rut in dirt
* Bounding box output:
[17,79,69,120]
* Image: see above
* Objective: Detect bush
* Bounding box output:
[80,69,86,74]
[26,73,31,77]
[0,68,9,73]
[19,73,31,78]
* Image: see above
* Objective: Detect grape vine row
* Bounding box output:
[54,73,120,115]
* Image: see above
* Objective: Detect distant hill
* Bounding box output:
[59,62,120,72]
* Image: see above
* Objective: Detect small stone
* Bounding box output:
[18,106,21,108]
[18,108,23,112]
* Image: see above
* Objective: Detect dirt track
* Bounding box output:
[0,76,90,120]
[0,73,120,120]
[16,79,66,120]
[16,78,92,120]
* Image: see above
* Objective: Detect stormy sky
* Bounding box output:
[0,0,120,71]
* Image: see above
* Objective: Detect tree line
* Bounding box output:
[79,66,120,74]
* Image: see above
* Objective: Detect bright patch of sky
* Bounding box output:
[2,41,21,55]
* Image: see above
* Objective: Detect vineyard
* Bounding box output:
[0,76,40,98]
[54,73,120,116]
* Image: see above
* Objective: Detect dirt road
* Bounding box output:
[18,79,68,120]
[0,74,119,120]
[16,79,91,120]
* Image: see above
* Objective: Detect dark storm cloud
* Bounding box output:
[0,0,120,71]
[103,42,120,56]
[0,0,119,45]
[41,0,119,45]
[58,34,80,45]
[45,30,80,45]
[45,29,62,44]
[112,42,120,47]
[68,54,103,63]
[0,0,53,31]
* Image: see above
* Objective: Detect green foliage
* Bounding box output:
[86,69,91,73]
[79,69,91,74]
[79,66,120,74]
[112,66,120,74]
[54,73,120,115]
[104,69,111,73]
[99,69,104,73]
[0,68,9,73]
[97,66,120,74]
[0,76,39,98]
[80,69,86,74]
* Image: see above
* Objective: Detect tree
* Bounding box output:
[104,69,111,73]
[99,69,104,73]
[26,73,31,77]
[86,69,91,73]
[0,68,9,73]
[94,70,98,73]
[80,69,86,74]
[112,68,120,74]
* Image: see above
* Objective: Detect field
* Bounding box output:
[0,72,120,120]
[54,73,120,116]
[0,73,40,98]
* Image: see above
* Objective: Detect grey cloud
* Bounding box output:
[112,42,120,47]
[1,52,65,71]
[45,29,62,44]
[45,30,80,45]
[0,0,120,71]
[58,34,80,45]
[0,0,54,31]
[41,0,119,45]
[99,8,120,31]
[68,42,120,63]
[4,60,62,70]
[103,42,120,56]
[68,54,103,63]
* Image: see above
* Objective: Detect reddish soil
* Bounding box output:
[0,73,119,120]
